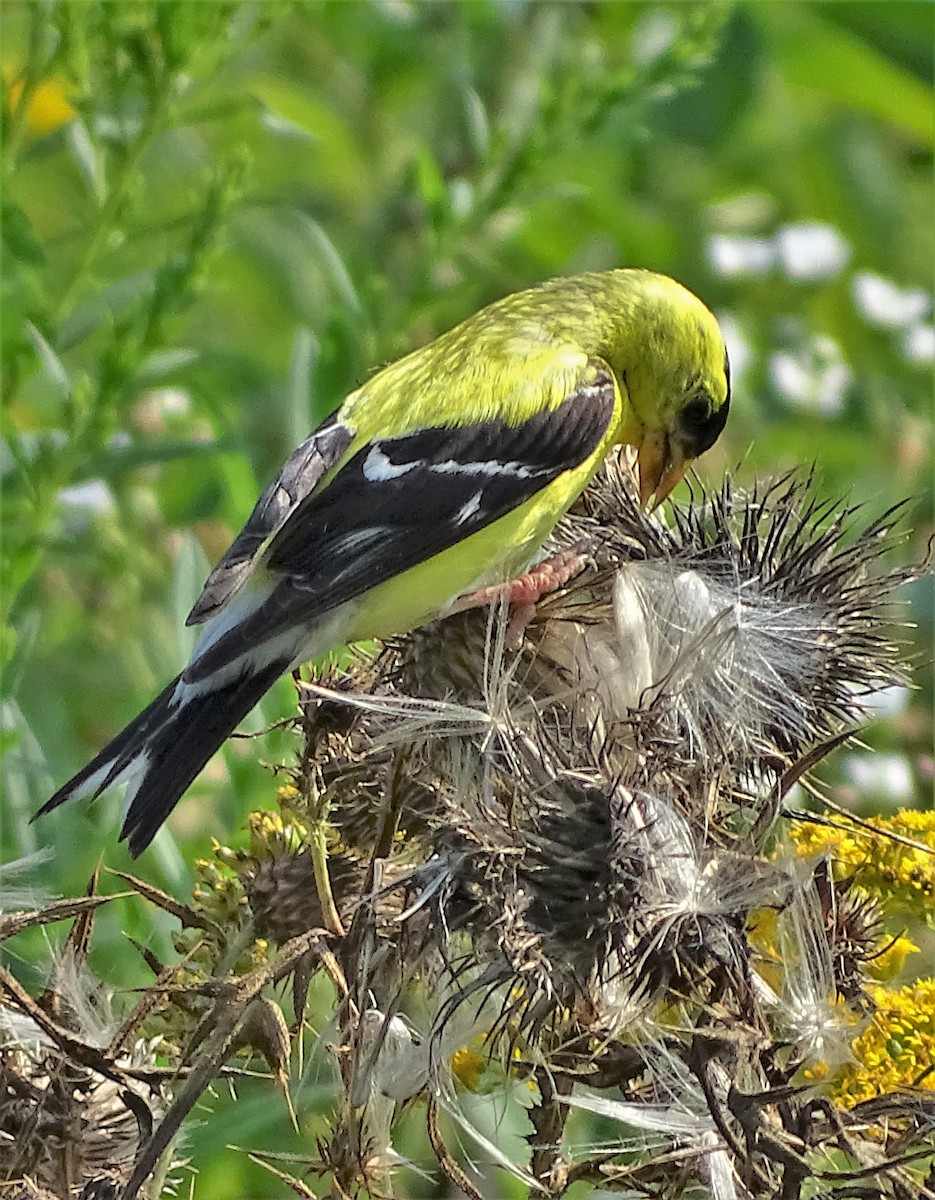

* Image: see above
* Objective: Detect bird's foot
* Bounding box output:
[450,544,590,648]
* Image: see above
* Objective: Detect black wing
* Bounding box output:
[184,364,615,681]
[186,412,354,624]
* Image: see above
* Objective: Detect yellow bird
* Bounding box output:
[38,269,731,854]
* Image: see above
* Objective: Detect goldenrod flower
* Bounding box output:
[869,933,919,981]
[790,810,935,912]
[833,979,935,1107]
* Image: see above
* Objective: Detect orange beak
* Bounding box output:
[636,433,687,511]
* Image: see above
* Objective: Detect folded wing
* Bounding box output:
[185,363,616,681]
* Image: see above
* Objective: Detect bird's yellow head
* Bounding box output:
[599,271,731,507]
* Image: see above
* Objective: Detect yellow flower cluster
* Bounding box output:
[450,1035,522,1095]
[450,1042,486,1092]
[191,844,248,919]
[834,979,935,1108]
[184,846,268,970]
[790,810,935,913]
[245,789,310,859]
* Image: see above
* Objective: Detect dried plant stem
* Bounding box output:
[528,1066,574,1191]
[5,466,928,1198]
[0,893,126,942]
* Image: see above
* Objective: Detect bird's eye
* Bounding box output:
[679,395,711,431]
[676,388,730,456]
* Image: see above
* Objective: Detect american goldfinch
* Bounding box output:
[38,268,730,854]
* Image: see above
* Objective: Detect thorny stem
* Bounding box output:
[106,963,183,1058]
[374,748,408,863]
[0,893,120,942]
[297,674,348,939]
[322,750,410,1200]
[6,466,928,1196]
[338,749,407,987]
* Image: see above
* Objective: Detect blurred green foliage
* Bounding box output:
[1,2,932,1195]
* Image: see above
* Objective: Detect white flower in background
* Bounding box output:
[632,9,678,66]
[448,177,473,219]
[706,234,775,278]
[372,0,417,23]
[707,222,851,282]
[769,334,852,415]
[903,322,935,364]
[857,684,910,720]
[770,352,811,405]
[843,752,914,804]
[852,272,931,329]
[133,386,193,434]
[57,478,116,531]
[776,222,851,282]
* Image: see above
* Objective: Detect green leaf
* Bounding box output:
[56,268,157,351]
[759,4,935,144]
[2,199,46,266]
[25,320,71,397]
[1,698,53,833]
[1,608,40,699]
[66,120,107,204]
[821,1,934,83]
[169,531,210,671]
[0,623,17,680]
[285,326,319,448]
[414,144,447,212]
[136,347,200,380]
[292,213,363,317]
[653,7,761,146]
[80,437,233,481]
[246,73,365,196]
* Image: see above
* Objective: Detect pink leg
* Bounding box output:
[449,546,590,646]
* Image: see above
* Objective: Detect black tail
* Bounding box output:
[35,659,288,856]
